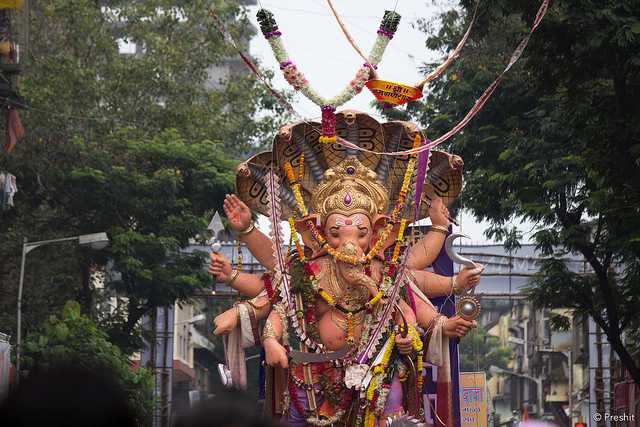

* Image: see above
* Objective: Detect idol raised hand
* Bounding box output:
[223,194,252,232]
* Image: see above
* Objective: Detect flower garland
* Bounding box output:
[407,325,425,390]
[256,9,400,108]
[262,272,275,300]
[288,219,323,347]
[289,217,306,261]
[362,325,424,426]
[364,333,396,427]
[288,376,307,417]
[284,161,308,216]
[298,152,305,179]
[256,8,401,143]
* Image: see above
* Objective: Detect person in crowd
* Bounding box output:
[174,387,283,427]
[0,363,137,427]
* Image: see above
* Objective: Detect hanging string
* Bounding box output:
[209,0,550,158]
[415,0,480,90]
[324,0,478,92]
[324,0,373,69]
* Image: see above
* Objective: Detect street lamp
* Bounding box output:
[489,365,544,418]
[15,232,110,384]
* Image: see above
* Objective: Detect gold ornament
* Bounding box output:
[456,294,481,321]
[311,156,389,221]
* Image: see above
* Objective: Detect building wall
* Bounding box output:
[458,244,607,426]
[173,302,195,368]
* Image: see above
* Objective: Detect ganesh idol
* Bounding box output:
[208,111,484,426]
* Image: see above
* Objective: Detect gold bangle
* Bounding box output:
[430,224,449,235]
[261,319,278,343]
[227,269,240,287]
[452,275,465,295]
[246,297,269,310]
[238,223,256,236]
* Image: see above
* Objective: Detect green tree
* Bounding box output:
[65,129,235,351]
[24,0,285,153]
[458,325,512,373]
[22,301,154,425]
[401,1,640,383]
[0,1,284,351]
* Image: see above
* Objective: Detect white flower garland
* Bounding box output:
[259,8,398,109]
[267,35,391,108]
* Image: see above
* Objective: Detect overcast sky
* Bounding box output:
[245,1,532,245]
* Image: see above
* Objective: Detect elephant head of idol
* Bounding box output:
[306,156,391,260]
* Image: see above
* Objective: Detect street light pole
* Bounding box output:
[14,232,109,385]
[567,349,573,424]
[15,237,27,385]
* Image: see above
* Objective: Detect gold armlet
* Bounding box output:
[429,224,449,235]
[246,297,270,310]
[273,302,288,324]
[227,269,240,287]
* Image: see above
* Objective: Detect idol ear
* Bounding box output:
[371,214,400,257]
[294,215,325,258]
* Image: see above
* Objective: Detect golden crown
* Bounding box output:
[311,156,389,220]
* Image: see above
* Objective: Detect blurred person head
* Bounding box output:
[0,363,137,427]
[518,422,558,427]
[174,387,282,427]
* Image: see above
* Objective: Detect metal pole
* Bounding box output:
[15,238,27,385]
[537,377,543,417]
[567,350,573,424]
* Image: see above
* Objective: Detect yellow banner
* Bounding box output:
[365,79,423,106]
[460,372,488,427]
[0,0,23,9]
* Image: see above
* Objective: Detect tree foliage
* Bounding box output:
[400,0,640,382]
[24,0,285,152]
[22,301,154,425]
[66,129,235,352]
[458,325,512,374]
[0,1,284,353]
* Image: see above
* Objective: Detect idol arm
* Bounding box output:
[264,309,284,341]
[404,230,446,270]
[414,295,440,329]
[409,269,457,297]
[248,295,272,321]
[226,272,266,298]
[394,298,418,327]
[239,228,277,271]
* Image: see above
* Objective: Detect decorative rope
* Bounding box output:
[208,0,550,158]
